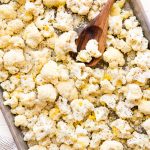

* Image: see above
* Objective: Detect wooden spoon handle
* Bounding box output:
[91,0,115,28]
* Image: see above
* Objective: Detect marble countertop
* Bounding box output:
[0,0,150,149]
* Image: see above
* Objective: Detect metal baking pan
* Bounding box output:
[0,0,150,150]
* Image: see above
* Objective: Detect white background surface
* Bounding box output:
[0,0,150,149]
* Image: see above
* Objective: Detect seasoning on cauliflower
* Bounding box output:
[67,0,93,15]
[43,0,66,8]
[23,23,43,48]
[37,84,58,102]
[15,115,28,127]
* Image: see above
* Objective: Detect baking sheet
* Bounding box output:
[0,0,150,149]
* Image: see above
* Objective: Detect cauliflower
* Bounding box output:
[60,144,72,150]
[111,119,132,139]
[7,19,24,35]
[23,23,43,48]
[3,49,25,74]
[37,84,58,102]
[4,96,18,109]
[19,92,36,108]
[56,79,78,101]
[141,119,150,138]
[109,16,122,35]
[99,94,117,109]
[100,140,123,150]
[56,121,76,145]
[116,101,133,119]
[54,31,77,61]
[0,70,8,82]
[0,35,11,49]
[100,80,115,93]
[70,99,94,121]
[49,144,59,150]
[33,114,56,141]
[138,100,150,115]
[94,107,109,121]
[0,4,16,19]
[1,80,15,92]
[143,89,150,99]
[126,27,148,51]
[67,0,93,15]
[103,47,125,68]
[54,6,73,31]
[20,75,35,93]
[132,50,150,69]
[10,36,25,48]
[40,60,59,84]
[74,135,90,149]
[124,84,142,107]
[14,115,28,127]
[127,132,150,149]
[43,0,66,8]
[124,16,139,30]
[77,39,101,63]
[76,50,92,63]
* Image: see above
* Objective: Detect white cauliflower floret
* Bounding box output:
[109,16,122,35]
[74,135,90,149]
[126,27,148,51]
[67,0,93,15]
[142,119,150,138]
[10,36,25,48]
[100,140,123,150]
[28,145,47,150]
[99,94,117,109]
[116,101,133,119]
[33,114,56,141]
[0,35,11,49]
[3,49,25,74]
[124,84,142,107]
[19,92,36,108]
[58,64,69,81]
[126,67,147,84]
[94,106,109,121]
[20,75,35,93]
[70,99,94,121]
[132,50,150,69]
[113,38,131,53]
[86,39,101,58]
[127,132,150,149]
[103,47,125,68]
[75,125,88,136]
[77,39,101,63]
[56,79,78,101]
[124,16,139,30]
[40,60,59,84]
[81,83,99,97]
[14,115,28,127]
[0,4,16,19]
[1,80,15,92]
[54,6,73,31]
[43,0,66,8]
[37,84,57,102]
[4,96,18,108]
[56,121,76,145]
[100,80,115,93]
[7,19,24,35]
[54,31,77,61]
[76,50,92,63]
[111,119,132,139]
[0,70,8,82]
[23,23,43,48]
[0,0,10,3]
[138,100,150,115]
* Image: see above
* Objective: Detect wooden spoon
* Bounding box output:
[75,0,115,67]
